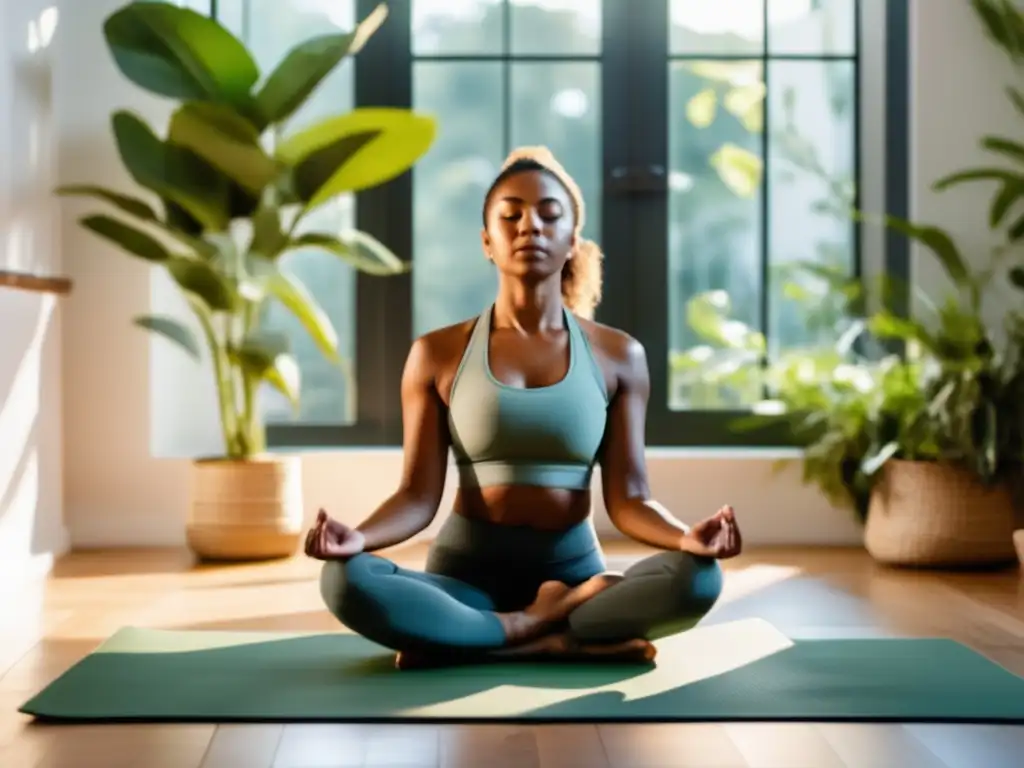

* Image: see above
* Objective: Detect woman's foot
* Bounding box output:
[498,575,620,645]
[394,633,656,670]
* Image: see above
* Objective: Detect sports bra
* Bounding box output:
[447,304,610,490]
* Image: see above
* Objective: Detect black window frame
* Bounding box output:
[215,0,910,451]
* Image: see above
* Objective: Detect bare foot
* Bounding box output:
[497,575,620,645]
[394,633,657,670]
[493,631,656,664]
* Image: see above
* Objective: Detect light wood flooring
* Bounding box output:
[2,542,1024,767]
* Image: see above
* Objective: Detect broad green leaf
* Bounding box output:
[133,314,201,361]
[868,311,939,352]
[112,111,229,231]
[230,333,300,406]
[709,143,762,198]
[254,4,388,126]
[55,184,158,222]
[166,256,235,311]
[276,108,437,207]
[291,229,408,275]
[933,167,1021,191]
[881,215,971,288]
[167,102,278,194]
[80,214,171,261]
[263,269,339,361]
[250,206,289,258]
[989,177,1024,226]
[102,2,258,110]
[860,440,899,476]
[981,135,1024,164]
[685,88,717,128]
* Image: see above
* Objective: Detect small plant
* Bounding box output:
[58,1,436,459]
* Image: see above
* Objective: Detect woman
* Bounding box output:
[306,147,742,669]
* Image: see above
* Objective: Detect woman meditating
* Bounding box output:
[305,147,742,669]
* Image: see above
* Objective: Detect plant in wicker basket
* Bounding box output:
[678,224,1024,567]
[59,2,436,561]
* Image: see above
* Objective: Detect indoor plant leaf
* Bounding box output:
[102,1,259,110]
[881,215,971,288]
[933,167,1022,192]
[1010,265,1024,290]
[263,269,340,362]
[290,230,409,275]
[254,3,388,127]
[167,102,278,194]
[112,110,230,231]
[860,440,900,477]
[276,107,437,207]
[80,214,171,262]
[55,184,158,222]
[230,333,301,407]
[166,256,235,312]
[133,314,201,361]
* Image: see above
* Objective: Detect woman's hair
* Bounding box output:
[481,146,604,320]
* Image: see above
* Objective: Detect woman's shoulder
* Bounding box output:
[575,316,647,372]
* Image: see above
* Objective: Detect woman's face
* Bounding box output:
[481,169,576,282]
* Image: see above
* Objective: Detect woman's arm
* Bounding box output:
[354,336,450,552]
[598,336,696,551]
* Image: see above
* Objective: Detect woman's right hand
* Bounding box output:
[304,509,366,560]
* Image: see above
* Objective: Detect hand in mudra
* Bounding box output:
[304,509,366,560]
[685,505,742,559]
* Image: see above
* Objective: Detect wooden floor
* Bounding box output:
[2,541,1023,767]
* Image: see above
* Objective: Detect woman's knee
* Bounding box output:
[318,553,378,619]
[655,551,725,617]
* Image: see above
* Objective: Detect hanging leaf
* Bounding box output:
[166,256,235,312]
[167,102,278,194]
[276,108,437,208]
[685,88,717,128]
[933,167,1021,192]
[880,215,971,288]
[80,214,171,262]
[133,314,202,361]
[290,229,408,275]
[710,143,763,198]
[102,2,259,110]
[263,269,340,362]
[55,184,158,222]
[860,440,899,476]
[230,333,300,407]
[112,111,230,231]
[254,4,389,127]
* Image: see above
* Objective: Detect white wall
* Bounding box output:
[0,0,69,591]
[45,0,1020,551]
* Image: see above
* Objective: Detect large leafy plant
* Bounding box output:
[678,222,1024,522]
[58,2,436,459]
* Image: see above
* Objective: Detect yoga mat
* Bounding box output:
[19,618,1024,724]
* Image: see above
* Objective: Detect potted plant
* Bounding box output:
[677,225,1024,567]
[57,1,436,560]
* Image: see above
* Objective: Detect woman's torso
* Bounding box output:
[429,305,624,531]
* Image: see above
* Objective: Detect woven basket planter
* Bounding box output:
[864,459,1018,568]
[186,455,304,561]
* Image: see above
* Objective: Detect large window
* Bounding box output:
[214,0,907,449]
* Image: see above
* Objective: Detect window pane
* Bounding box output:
[224,0,359,426]
[511,0,601,56]
[412,63,504,336]
[412,0,503,56]
[768,60,856,356]
[667,60,765,410]
[670,0,765,56]
[769,0,856,56]
[510,63,601,241]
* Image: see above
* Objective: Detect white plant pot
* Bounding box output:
[186,454,304,561]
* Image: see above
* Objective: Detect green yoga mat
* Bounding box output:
[19,618,1024,724]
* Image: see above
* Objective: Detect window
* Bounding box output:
[212,0,907,449]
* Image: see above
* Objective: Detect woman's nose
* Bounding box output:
[517,209,542,233]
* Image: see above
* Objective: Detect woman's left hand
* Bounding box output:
[682,505,742,559]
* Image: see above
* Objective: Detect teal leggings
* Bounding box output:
[319,514,723,652]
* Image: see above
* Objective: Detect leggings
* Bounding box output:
[319,513,724,653]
